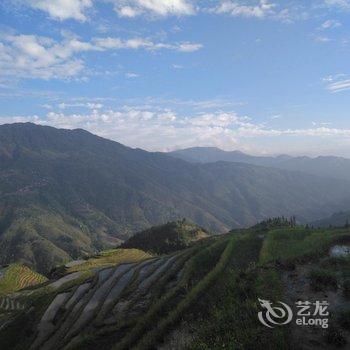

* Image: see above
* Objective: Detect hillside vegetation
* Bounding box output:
[0,223,349,349]
[121,220,210,254]
[1,123,350,273]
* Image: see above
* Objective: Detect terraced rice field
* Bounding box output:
[1,227,350,350]
[10,236,226,350]
[0,297,24,311]
[0,264,48,296]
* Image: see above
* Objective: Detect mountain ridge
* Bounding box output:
[310,211,350,228]
[168,146,350,181]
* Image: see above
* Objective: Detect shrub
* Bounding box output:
[325,327,347,347]
[343,279,350,299]
[338,310,350,330]
[309,268,338,291]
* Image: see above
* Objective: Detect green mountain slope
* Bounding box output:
[1,123,350,273]
[1,224,349,350]
[121,220,210,254]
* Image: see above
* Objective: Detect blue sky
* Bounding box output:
[1,0,350,156]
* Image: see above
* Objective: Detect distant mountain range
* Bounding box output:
[1,123,350,272]
[311,211,350,228]
[169,147,350,181]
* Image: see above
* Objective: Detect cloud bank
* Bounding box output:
[2,107,350,154]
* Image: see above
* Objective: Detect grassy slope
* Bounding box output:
[174,231,288,350]
[159,226,350,350]
[260,227,350,263]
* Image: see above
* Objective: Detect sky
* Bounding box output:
[1,0,350,157]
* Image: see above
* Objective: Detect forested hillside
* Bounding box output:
[121,220,209,254]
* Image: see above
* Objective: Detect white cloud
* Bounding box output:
[0,110,247,150]
[112,0,195,18]
[0,33,202,81]
[327,79,350,92]
[210,1,306,22]
[3,108,350,153]
[324,0,350,10]
[176,42,203,52]
[135,97,244,110]
[313,35,332,42]
[92,37,202,52]
[323,73,346,82]
[125,72,139,78]
[25,0,93,21]
[0,34,87,80]
[11,1,350,23]
[93,37,151,50]
[321,19,342,29]
[58,102,103,109]
[269,115,282,120]
[312,121,332,126]
[213,0,276,18]
[117,6,139,17]
[323,74,350,92]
